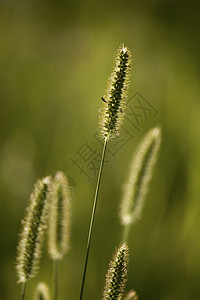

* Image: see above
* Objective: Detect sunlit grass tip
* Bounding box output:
[16,177,51,283]
[33,282,50,300]
[102,243,129,300]
[48,171,71,260]
[120,127,161,227]
[124,290,138,300]
[100,44,132,140]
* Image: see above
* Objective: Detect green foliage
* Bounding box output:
[102,243,129,300]
[16,177,50,283]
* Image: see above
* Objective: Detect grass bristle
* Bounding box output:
[100,44,132,140]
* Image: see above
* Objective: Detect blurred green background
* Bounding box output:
[0,0,200,299]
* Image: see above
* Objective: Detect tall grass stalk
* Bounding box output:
[79,137,108,300]
[120,127,161,242]
[79,44,131,300]
[20,282,26,300]
[48,171,71,300]
[53,260,59,300]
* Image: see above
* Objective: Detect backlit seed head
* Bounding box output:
[48,171,71,260]
[16,177,51,283]
[33,282,50,300]
[102,243,129,300]
[120,127,161,226]
[100,44,131,140]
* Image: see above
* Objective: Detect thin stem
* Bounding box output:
[79,137,108,300]
[20,282,26,300]
[53,259,59,300]
[121,224,132,243]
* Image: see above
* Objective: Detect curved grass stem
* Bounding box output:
[20,282,26,300]
[79,137,108,300]
[53,259,59,300]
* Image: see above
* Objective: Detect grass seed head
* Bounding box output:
[100,44,131,140]
[33,282,50,300]
[16,177,51,283]
[48,171,71,260]
[102,243,129,300]
[120,127,161,226]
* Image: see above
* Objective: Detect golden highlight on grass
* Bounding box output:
[16,177,50,283]
[100,44,131,140]
[102,243,129,300]
[48,171,70,260]
[120,127,161,227]
[33,282,50,300]
[124,290,138,300]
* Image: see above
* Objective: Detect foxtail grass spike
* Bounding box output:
[100,44,131,140]
[120,127,161,227]
[48,171,70,260]
[102,243,129,300]
[16,177,50,283]
[124,290,138,300]
[33,282,50,300]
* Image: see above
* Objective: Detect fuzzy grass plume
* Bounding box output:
[48,171,70,260]
[102,243,129,300]
[33,282,50,300]
[16,177,50,283]
[80,45,131,300]
[120,127,161,228]
[100,44,131,140]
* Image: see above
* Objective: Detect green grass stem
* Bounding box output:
[20,282,26,300]
[53,260,59,300]
[121,223,131,243]
[79,137,108,300]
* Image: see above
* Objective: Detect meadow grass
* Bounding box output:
[16,44,161,300]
